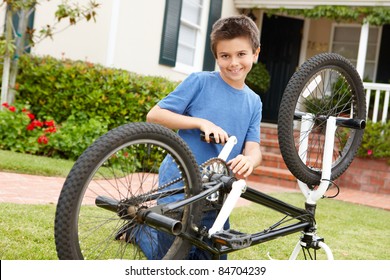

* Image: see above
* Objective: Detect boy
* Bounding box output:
[141,14,262,259]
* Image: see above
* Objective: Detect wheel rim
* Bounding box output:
[289,66,364,184]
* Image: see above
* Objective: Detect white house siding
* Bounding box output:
[221,0,240,17]
[2,1,387,83]
[30,0,188,81]
[32,0,112,68]
[0,0,338,82]
[23,0,242,82]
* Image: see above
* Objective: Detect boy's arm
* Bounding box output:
[228,141,262,178]
[146,105,229,143]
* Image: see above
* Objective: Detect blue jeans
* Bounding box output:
[136,155,229,259]
[136,210,229,260]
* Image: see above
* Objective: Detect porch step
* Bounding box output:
[248,124,298,189]
[261,152,288,169]
[249,166,298,189]
[260,138,281,154]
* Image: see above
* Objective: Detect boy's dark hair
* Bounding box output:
[210,15,260,58]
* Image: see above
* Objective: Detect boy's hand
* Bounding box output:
[200,120,229,144]
[227,155,254,178]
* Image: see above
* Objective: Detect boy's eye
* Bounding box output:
[220,54,229,59]
[238,52,247,57]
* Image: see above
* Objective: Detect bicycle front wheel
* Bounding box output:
[278,53,366,186]
[55,122,202,260]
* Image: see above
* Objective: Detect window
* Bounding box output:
[331,24,381,81]
[159,0,213,73]
[175,0,205,73]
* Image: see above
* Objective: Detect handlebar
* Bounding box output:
[294,111,366,129]
[200,131,218,143]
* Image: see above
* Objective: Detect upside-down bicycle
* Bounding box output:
[54,53,366,260]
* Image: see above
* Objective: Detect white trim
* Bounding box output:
[106,0,121,67]
[373,26,383,82]
[174,0,210,75]
[233,0,390,9]
[356,22,369,78]
[258,11,264,41]
[181,18,202,30]
[364,82,390,123]
[299,18,310,66]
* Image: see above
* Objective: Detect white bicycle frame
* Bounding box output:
[290,114,336,260]
[208,115,337,259]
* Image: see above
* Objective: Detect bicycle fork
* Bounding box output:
[292,115,338,260]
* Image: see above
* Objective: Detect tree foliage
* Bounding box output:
[266,6,390,26]
[0,0,100,107]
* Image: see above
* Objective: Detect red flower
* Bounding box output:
[31,119,43,127]
[27,113,35,120]
[367,149,373,156]
[26,120,43,131]
[44,126,57,133]
[8,106,16,112]
[2,102,9,108]
[26,123,35,131]
[37,135,49,145]
[44,120,55,127]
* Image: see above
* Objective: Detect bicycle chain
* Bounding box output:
[131,157,229,203]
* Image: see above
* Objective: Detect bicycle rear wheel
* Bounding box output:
[278,53,366,186]
[55,122,202,259]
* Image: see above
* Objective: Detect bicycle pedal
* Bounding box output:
[211,229,252,249]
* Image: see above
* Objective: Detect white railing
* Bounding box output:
[363,82,390,123]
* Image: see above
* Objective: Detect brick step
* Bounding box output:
[261,144,324,168]
[261,138,281,154]
[258,125,297,189]
[261,152,288,170]
[249,166,298,189]
[261,126,279,141]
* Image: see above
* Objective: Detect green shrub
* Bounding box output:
[0,54,178,160]
[0,102,109,160]
[15,55,178,129]
[47,115,109,160]
[245,62,270,94]
[357,120,390,160]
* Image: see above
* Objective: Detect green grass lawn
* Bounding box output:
[0,193,389,260]
[0,150,74,177]
[0,150,389,260]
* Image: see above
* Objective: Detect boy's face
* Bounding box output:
[215,36,260,89]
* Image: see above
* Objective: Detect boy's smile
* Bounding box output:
[216,36,260,90]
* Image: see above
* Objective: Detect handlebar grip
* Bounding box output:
[200,131,217,143]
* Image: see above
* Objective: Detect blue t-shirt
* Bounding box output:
[158,71,262,164]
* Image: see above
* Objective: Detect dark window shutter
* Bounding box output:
[159,0,183,67]
[202,0,222,71]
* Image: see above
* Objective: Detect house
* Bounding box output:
[1,0,389,123]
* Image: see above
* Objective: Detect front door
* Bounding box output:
[258,14,303,123]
